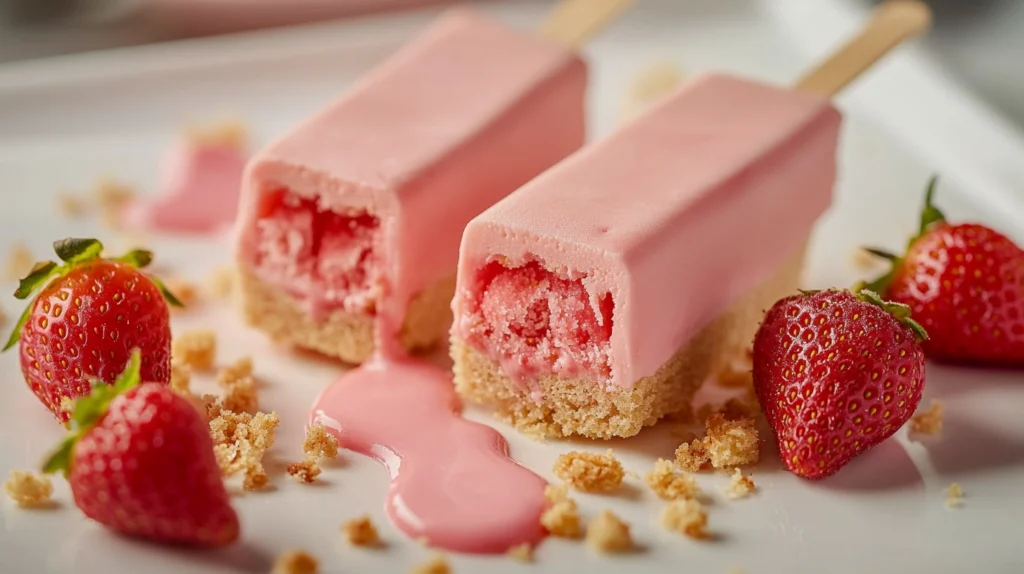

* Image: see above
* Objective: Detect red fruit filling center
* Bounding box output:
[465,260,614,381]
[253,189,382,314]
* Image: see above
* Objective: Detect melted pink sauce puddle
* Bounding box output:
[309,356,548,553]
[122,140,248,233]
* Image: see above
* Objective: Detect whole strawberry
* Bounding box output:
[43,350,239,546]
[753,289,927,479]
[3,238,181,422]
[862,177,1024,365]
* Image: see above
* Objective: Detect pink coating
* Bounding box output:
[453,73,842,390]
[235,8,587,327]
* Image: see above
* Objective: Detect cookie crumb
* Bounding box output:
[287,460,322,483]
[674,440,711,472]
[506,543,532,562]
[660,498,709,539]
[172,330,217,371]
[342,515,381,547]
[216,357,253,387]
[946,482,963,508]
[206,266,236,298]
[3,470,53,508]
[165,277,198,309]
[553,449,624,493]
[411,554,451,574]
[645,458,700,500]
[56,193,87,217]
[220,376,258,415]
[4,242,33,281]
[585,510,633,553]
[209,410,279,491]
[677,414,759,471]
[910,400,944,437]
[540,484,582,538]
[725,468,756,499]
[303,423,340,460]
[271,549,318,574]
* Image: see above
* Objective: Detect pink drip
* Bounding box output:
[122,138,248,233]
[310,358,548,553]
[308,224,549,553]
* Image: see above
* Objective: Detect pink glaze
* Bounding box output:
[235,9,587,326]
[124,138,248,233]
[310,357,548,553]
[452,73,842,391]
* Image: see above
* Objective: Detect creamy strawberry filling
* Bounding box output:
[461,260,614,387]
[252,189,382,316]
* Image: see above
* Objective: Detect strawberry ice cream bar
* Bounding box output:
[450,73,842,439]
[235,10,586,363]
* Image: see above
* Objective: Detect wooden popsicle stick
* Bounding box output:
[795,0,932,98]
[538,0,637,48]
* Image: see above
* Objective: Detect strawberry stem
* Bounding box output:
[41,349,143,478]
[862,247,898,262]
[917,175,946,237]
[855,289,929,342]
[3,238,174,352]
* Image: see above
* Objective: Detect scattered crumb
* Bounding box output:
[210,410,279,491]
[193,393,220,422]
[220,376,258,414]
[216,356,253,387]
[172,329,217,371]
[910,400,944,437]
[185,119,249,148]
[92,177,136,228]
[677,414,759,471]
[411,554,451,574]
[946,483,963,508]
[56,192,87,217]
[59,397,74,416]
[725,468,756,499]
[287,460,322,483]
[715,364,754,389]
[553,449,624,493]
[165,276,199,309]
[674,440,711,472]
[271,550,318,574]
[660,498,710,539]
[585,510,633,553]
[645,458,701,500]
[3,470,54,508]
[695,392,760,422]
[540,484,582,538]
[4,242,33,281]
[506,543,533,563]
[169,360,191,395]
[206,266,236,298]
[342,515,381,547]
[303,423,340,460]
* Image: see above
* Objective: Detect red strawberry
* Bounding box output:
[862,177,1024,365]
[752,289,927,479]
[43,350,239,546]
[3,238,181,423]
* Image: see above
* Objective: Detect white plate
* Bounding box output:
[1,1,1023,573]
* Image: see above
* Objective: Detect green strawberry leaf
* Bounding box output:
[13,261,59,300]
[115,249,153,269]
[918,175,946,236]
[2,303,35,351]
[41,434,79,478]
[53,238,104,265]
[856,289,929,342]
[149,276,184,308]
[862,247,898,262]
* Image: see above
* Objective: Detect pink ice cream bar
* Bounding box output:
[235,10,587,363]
[450,73,842,439]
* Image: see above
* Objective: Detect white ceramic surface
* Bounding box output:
[1,1,1022,573]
